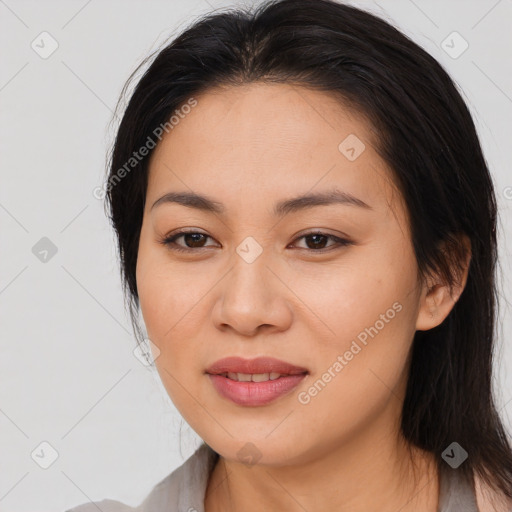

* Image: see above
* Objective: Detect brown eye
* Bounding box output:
[303,234,330,250]
[291,232,353,251]
[179,233,208,248]
[159,231,217,252]
[159,230,353,254]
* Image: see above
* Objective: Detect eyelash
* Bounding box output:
[158,229,353,253]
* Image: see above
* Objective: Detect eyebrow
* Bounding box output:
[151,188,372,216]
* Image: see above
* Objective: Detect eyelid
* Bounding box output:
[158,229,353,253]
[158,228,217,252]
[288,231,353,252]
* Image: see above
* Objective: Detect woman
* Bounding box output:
[68,0,512,510]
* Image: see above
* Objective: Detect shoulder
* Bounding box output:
[65,499,135,512]
[65,443,219,512]
[474,474,512,512]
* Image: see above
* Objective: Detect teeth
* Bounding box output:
[251,373,270,382]
[224,372,287,382]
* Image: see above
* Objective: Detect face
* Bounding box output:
[136,83,427,466]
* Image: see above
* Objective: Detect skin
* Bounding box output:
[136,83,471,512]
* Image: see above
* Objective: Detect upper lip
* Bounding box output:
[206,357,309,375]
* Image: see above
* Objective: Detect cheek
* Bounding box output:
[136,253,207,417]
[135,241,216,402]
[136,231,202,341]
[137,268,206,361]
[291,246,419,411]
[293,295,416,452]
[288,242,418,351]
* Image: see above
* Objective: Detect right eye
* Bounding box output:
[158,230,218,252]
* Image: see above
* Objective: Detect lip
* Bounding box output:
[206,356,309,376]
[206,357,308,407]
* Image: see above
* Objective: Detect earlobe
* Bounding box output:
[415,235,472,332]
[415,282,452,331]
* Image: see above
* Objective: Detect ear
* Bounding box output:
[415,234,472,332]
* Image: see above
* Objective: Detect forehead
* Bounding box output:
[146,83,402,221]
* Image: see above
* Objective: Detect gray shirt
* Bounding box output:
[66,443,479,512]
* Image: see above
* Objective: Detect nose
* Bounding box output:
[212,252,293,337]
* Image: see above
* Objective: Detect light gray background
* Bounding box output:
[1,0,511,510]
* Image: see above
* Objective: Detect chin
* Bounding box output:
[202,433,311,467]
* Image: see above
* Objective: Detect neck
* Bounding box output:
[204,413,439,512]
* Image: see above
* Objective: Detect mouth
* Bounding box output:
[206,356,309,406]
[216,371,300,382]
[206,356,309,376]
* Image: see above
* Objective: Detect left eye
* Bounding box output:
[159,231,352,253]
[291,232,352,251]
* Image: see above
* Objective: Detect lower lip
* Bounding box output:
[208,373,307,406]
